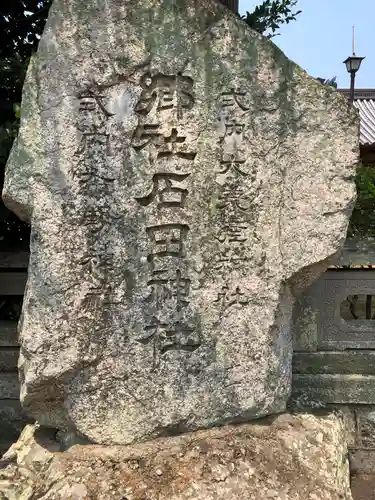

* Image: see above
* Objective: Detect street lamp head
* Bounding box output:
[343,55,365,74]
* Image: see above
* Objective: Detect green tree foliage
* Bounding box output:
[0,1,51,59]
[316,77,338,89]
[242,0,301,37]
[0,0,302,250]
[348,165,375,238]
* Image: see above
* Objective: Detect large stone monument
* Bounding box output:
[3,0,358,445]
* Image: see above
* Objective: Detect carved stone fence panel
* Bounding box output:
[293,238,375,411]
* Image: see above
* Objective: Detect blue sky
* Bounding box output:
[240,0,374,88]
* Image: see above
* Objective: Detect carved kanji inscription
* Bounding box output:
[135,72,194,116]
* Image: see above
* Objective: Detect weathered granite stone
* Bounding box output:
[3,0,359,444]
[0,413,354,500]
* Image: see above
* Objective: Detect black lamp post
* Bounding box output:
[343,55,365,103]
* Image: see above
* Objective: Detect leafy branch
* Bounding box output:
[242,0,302,37]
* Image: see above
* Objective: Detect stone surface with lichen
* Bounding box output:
[2,0,359,445]
[0,413,353,500]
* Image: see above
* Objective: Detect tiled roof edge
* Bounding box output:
[338,88,375,99]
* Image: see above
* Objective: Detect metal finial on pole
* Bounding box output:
[352,25,355,55]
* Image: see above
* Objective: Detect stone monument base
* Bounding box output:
[0,413,352,500]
